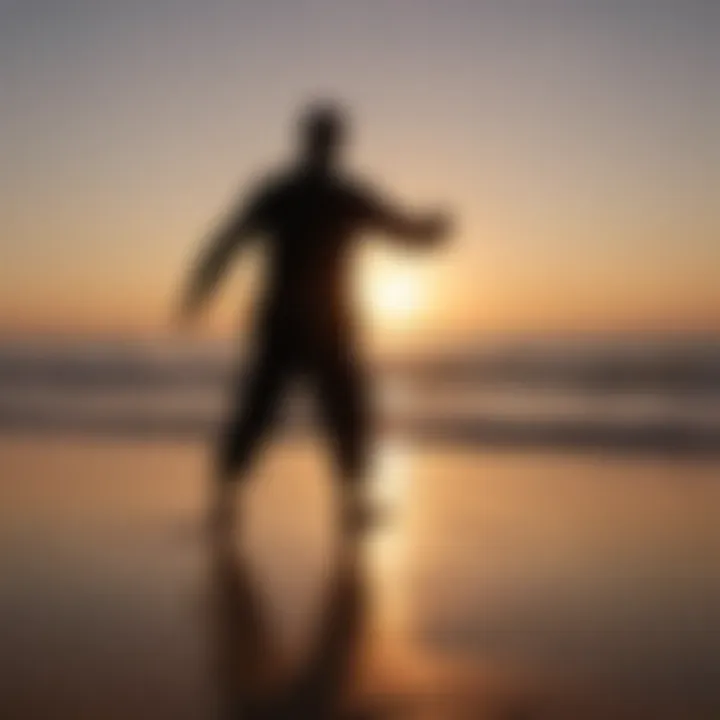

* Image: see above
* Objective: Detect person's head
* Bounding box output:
[298,101,348,170]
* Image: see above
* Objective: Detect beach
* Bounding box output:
[1,435,718,719]
[3,0,717,714]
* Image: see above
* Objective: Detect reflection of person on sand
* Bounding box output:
[208,531,372,719]
[180,101,451,531]
[208,532,513,719]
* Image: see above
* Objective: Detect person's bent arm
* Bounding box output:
[179,192,267,322]
[361,187,452,247]
[375,207,451,247]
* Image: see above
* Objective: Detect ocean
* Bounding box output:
[0,335,718,452]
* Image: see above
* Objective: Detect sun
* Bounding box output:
[373,272,420,319]
[361,251,426,329]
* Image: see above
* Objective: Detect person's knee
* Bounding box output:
[336,431,369,483]
[216,440,242,483]
[216,425,255,483]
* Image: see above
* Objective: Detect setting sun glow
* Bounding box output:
[361,252,427,330]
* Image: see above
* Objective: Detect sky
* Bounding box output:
[2,0,719,347]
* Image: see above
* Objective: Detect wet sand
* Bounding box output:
[1,437,719,718]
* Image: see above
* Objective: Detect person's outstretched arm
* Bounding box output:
[179,188,269,322]
[360,186,452,248]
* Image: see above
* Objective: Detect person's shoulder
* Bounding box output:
[336,171,369,194]
[335,173,381,204]
[336,173,391,217]
[251,167,293,199]
[240,168,299,219]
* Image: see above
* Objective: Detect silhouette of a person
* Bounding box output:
[181,102,450,529]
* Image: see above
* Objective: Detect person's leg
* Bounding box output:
[313,340,373,532]
[212,335,290,530]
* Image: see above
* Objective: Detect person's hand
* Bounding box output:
[422,211,453,245]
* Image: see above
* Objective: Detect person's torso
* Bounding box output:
[259,170,366,329]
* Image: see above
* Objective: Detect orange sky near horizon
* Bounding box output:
[2,1,719,347]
